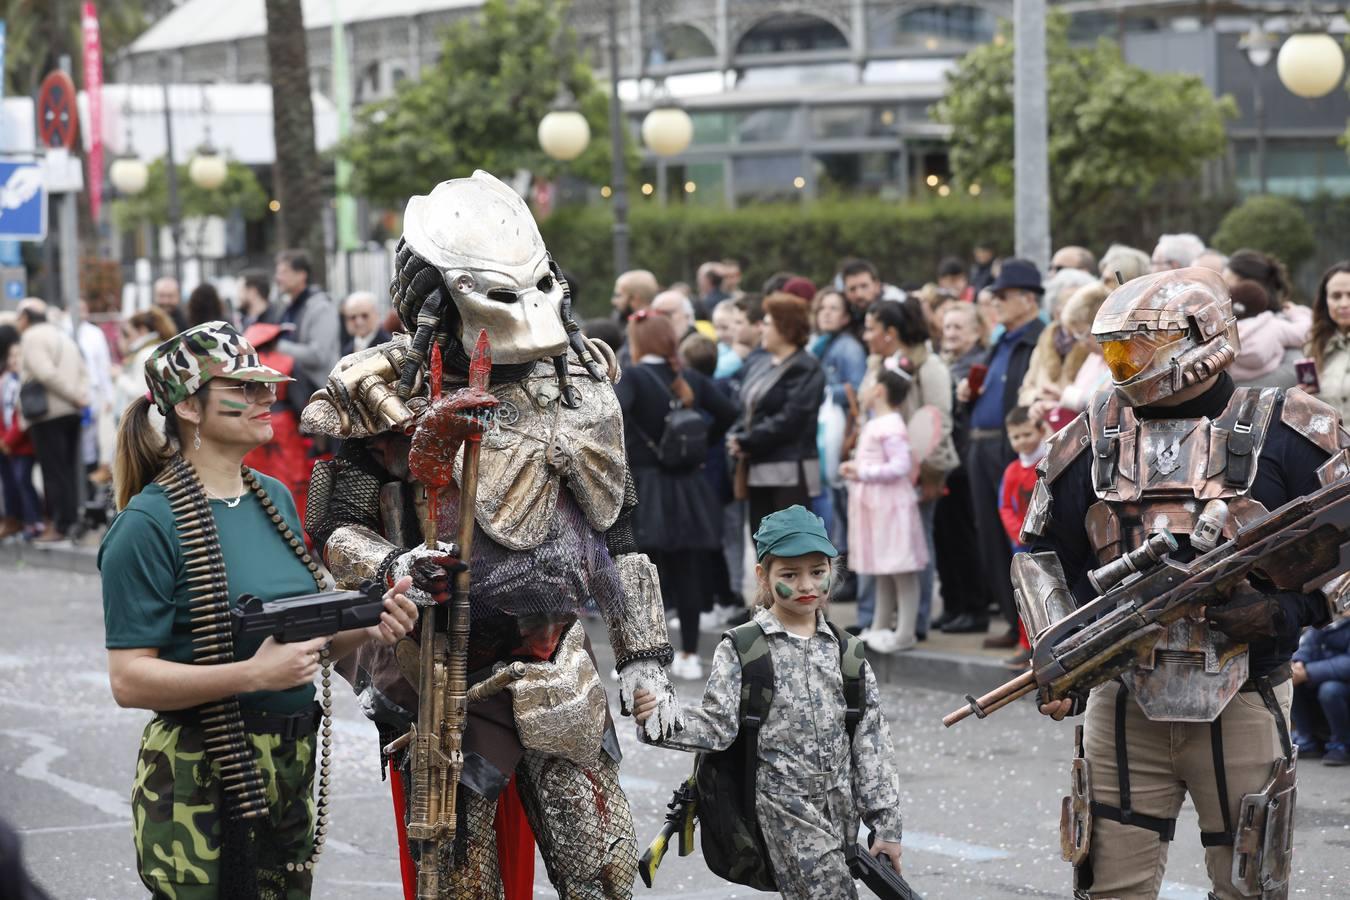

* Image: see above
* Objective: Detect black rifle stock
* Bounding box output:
[232,581,386,643]
[945,475,1350,727]
[849,841,924,900]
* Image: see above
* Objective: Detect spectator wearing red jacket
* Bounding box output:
[997,406,1050,663]
[0,326,41,540]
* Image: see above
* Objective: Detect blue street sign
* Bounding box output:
[0,158,45,241]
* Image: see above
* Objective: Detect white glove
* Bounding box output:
[389,542,462,607]
[619,658,683,742]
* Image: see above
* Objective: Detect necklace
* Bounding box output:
[205,490,244,508]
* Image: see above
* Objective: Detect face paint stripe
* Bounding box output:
[218,399,250,411]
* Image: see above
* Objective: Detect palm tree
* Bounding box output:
[264,0,327,278]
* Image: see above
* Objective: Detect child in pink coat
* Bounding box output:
[841,369,929,653]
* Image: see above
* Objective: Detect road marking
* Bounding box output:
[904,831,1010,862]
[20,820,127,835]
[0,729,130,818]
[1159,883,1210,900]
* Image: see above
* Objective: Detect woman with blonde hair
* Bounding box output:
[1027,282,1111,426]
[112,307,176,423]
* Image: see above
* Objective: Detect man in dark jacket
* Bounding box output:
[953,259,1046,645]
[1293,613,1350,765]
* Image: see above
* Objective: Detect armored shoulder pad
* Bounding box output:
[1039,411,1092,483]
[1280,387,1350,456]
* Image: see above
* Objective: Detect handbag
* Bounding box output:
[18,381,48,422]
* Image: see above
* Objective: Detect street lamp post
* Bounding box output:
[1239,26,1277,195]
[159,55,185,289]
[604,0,630,276]
[1276,5,1346,100]
[1013,0,1050,271]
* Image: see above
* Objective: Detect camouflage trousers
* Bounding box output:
[756,776,859,900]
[130,716,317,900]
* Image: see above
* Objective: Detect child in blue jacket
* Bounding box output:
[1292,611,1350,766]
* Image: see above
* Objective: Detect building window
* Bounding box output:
[736,14,848,56]
[873,5,996,50]
[809,106,902,140]
[733,154,805,204]
[648,23,717,67]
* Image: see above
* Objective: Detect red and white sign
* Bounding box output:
[81,3,103,220]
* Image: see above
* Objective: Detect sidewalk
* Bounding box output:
[1,539,1018,699]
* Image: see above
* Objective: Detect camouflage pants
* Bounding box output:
[130,717,317,900]
[756,779,858,900]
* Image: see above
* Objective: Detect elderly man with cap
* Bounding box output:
[954,259,1046,645]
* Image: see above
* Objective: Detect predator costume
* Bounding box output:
[1018,268,1350,900]
[302,171,680,898]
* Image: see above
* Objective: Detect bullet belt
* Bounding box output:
[156,701,323,741]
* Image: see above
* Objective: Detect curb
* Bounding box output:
[2,544,1014,697]
[0,542,100,576]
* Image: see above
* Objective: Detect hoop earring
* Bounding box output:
[192,427,201,451]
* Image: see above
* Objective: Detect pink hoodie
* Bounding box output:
[1230,306,1311,383]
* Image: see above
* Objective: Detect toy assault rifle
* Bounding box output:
[848,839,924,900]
[232,581,386,643]
[637,776,697,888]
[944,473,1350,727]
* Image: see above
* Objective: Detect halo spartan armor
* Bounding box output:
[302,171,679,898]
[1014,268,1350,899]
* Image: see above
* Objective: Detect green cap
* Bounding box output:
[145,320,291,414]
[752,505,838,561]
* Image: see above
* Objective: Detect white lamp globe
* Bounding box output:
[188,149,228,190]
[109,156,149,195]
[641,106,693,157]
[1276,31,1346,99]
[538,110,592,162]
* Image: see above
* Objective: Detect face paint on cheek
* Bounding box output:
[774,581,794,600]
[818,572,832,595]
[218,398,249,417]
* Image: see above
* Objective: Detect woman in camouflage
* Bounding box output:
[100,322,418,900]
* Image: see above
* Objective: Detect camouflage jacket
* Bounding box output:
[650,607,903,842]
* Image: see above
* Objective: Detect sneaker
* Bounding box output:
[982,630,1020,650]
[1295,740,1324,760]
[699,611,723,631]
[865,630,899,654]
[1004,647,1033,669]
[1324,745,1350,766]
[671,653,704,680]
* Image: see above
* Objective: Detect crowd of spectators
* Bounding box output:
[3,238,1349,726]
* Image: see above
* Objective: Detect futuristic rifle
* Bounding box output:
[232,581,385,643]
[945,474,1350,727]
[637,776,698,888]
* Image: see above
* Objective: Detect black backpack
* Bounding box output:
[632,366,710,470]
[695,619,868,891]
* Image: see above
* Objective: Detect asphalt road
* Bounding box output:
[3,563,1348,899]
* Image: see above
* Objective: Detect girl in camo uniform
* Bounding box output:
[634,504,905,899]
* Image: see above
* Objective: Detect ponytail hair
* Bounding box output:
[114,396,175,510]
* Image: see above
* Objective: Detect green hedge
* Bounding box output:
[541,192,1350,317]
[540,199,1014,318]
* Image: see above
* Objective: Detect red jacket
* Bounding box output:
[998,457,1040,547]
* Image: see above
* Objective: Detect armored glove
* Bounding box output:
[618,659,683,742]
[1205,581,1301,644]
[389,542,464,606]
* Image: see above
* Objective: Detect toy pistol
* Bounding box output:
[232,581,386,643]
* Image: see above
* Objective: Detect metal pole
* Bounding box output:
[1013,0,1051,270]
[159,55,184,290]
[1254,73,1267,194]
[605,0,630,276]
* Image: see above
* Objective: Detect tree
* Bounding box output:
[265,0,327,279]
[109,159,269,250]
[1211,195,1317,277]
[342,0,625,209]
[934,13,1237,241]
[3,0,167,98]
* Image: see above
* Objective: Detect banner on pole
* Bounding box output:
[81,3,103,222]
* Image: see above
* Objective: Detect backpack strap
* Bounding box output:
[829,621,868,741]
[728,621,773,817]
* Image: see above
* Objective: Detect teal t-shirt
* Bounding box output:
[99,471,320,714]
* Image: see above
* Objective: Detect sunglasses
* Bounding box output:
[209,382,278,404]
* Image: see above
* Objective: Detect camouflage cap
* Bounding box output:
[146,320,291,413]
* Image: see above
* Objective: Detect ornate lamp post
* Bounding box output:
[1239,26,1277,194]
[1276,4,1346,99]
